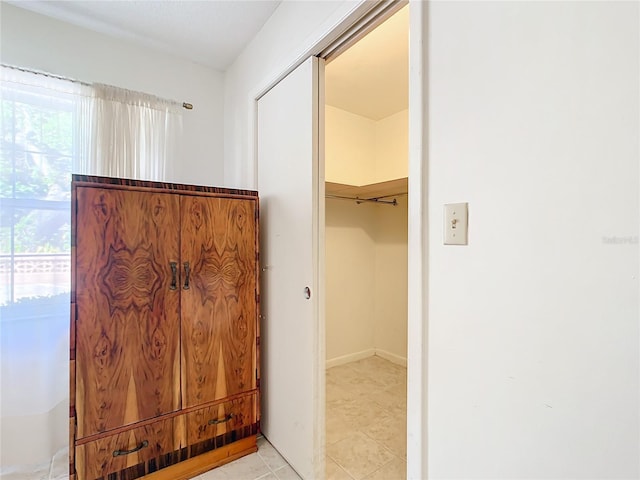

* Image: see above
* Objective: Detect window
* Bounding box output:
[0,73,79,307]
[0,66,183,471]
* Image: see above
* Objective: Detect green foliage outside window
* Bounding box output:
[0,97,73,255]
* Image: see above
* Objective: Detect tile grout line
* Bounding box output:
[256,444,277,479]
[255,467,275,480]
[327,454,358,480]
[328,454,359,480]
[256,438,298,480]
[272,464,287,479]
[360,455,400,480]
[359,427,406,462]
[327,431,405,480]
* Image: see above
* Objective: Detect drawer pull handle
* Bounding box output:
[183,262,191,290]
[169,262,178,290]
[208,413,233,425]
[113,440,149,457]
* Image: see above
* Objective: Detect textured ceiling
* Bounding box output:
[7,0,281,71]
[325,5,408,121]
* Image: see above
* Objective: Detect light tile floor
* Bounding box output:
[199,355,407,480]
[196,436,300,480]
[325,356,407,480]
[1,356,406,480]
[0,437,296,480]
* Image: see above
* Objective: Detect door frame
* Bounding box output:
[253,1,428,478]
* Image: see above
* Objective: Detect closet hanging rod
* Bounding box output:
[326,194,398,206]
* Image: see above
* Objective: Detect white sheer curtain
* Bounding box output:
[0,66,91,475]
[0,66,182,475]
[79,84,182,181]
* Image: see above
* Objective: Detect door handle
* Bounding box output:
[169,262,177,290]
[183,262,190,290]
[208,413,234,425]
[113,440,148,457]
[304,286,311,299]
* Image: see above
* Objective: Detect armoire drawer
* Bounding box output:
[187,393,258,456]
[75,417,186,480]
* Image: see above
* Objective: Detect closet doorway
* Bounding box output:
[324,6,409,479]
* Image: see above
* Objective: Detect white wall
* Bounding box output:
[426,2,639,478]
[223,0,367,189]
[0,3,225,186]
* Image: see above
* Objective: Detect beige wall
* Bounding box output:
[374,109,408,182]
[325,106,376,185]
[325,105,408,185]
[325,106,408,366]
[373,196,408,364]
[325,199,377,363]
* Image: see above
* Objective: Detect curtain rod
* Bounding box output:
[1,63,193,110]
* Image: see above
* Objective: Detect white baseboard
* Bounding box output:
[326,348,407,369]
[326,348,375,369]
[374,349,407,367]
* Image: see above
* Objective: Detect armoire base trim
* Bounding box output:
[143,435,257,480]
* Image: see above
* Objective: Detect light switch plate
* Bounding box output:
[444,203,468,245]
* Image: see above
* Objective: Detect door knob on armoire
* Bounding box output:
[304,286,311,299]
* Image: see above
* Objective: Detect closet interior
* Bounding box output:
[324,6,408,480]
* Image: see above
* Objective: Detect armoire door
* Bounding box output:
[74,187,181,438]
[257,56,324,480]
[180,195,257,408]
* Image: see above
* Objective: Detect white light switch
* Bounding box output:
[444,203,468,245]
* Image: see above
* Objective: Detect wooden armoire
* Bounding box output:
[69,175,260,480]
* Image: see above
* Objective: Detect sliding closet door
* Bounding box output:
[256,56,324,480]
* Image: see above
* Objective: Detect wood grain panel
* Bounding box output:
[72,174,258,198]
[70,183,78,477]
[69,416,75,477]
[180,197,257,407]
[254,200,261,431]
[75,187,181,438]
[75,417,184,480]
[187,393,257,446]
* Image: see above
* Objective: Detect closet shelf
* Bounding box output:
[326,177,408,203]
